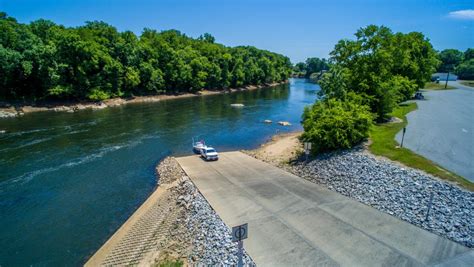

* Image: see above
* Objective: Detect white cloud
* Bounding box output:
[447,9,474,20]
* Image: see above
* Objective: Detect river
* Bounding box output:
[0,78,319,265]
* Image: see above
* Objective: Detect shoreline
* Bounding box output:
[88,131,472,265]
[0,81,288,118]
[86,157,254,266]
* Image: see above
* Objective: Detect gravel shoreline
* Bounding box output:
[280,148,474,248]
[156,157,255,265]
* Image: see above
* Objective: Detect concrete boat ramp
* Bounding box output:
[176,151,473,266]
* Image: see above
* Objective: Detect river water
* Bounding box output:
[0,78,318,266]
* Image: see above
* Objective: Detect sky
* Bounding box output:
[1,0,473,63]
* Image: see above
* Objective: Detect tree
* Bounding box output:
[292,58,328,78]
[329,25,438,120]
[305,57,328,77]
[0,12,292,101]
[438,49,463,73]
[301,24,440,155]
[198,33,215,43]
[317,66,348,100]
[391,32,439,88]
[456,59,474,80]
[294,62,306,73]
[464,48,474,61]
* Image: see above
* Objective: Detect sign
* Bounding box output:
[232,223,248,242]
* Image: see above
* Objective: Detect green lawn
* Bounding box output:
[459,80,474,88]
[369,103,473,191]
[423,82,455,90]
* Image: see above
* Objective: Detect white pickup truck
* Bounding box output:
[201,147,219,161]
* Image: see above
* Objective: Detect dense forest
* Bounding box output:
[0,12,292,102]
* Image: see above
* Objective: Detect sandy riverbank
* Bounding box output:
[0,82,287,118]
[243,131,303,166]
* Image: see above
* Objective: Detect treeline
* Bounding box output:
[437,48,474,80]
[293,57,329,81]
[0,12,291,101]
[302,25,439,152]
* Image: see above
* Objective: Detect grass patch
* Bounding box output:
[369,102,473,191]
[459,80,474,88]
[423,82,455,90]
[155,259,183,267]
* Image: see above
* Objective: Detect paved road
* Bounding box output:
[396,81,474,181]
[176,152,473,266]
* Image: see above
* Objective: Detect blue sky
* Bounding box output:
[1,0,472,63]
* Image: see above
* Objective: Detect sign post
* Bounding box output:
[400,127,406,148]
[232,223,248,267]
[304,142,312,162]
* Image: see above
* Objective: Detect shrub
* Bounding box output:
[456,59,474,80]
[302,98,374,152]
[87,87,111,101]
[390,75,418,102]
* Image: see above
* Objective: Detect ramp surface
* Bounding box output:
[176,152,472,267]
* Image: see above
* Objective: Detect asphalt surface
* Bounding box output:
[396,81,474,182]
[177,152,473,266]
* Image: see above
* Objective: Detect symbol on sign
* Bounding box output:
[236,226,246,239]
[232,223,248,242]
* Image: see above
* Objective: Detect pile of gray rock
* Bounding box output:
[156,156,254,265]
[156,157,187,185]
[288,148,473,248]
[178,177,254,265]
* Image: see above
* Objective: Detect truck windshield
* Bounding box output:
[206,149,216,153]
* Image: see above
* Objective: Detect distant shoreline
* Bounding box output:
[0,81,288,118]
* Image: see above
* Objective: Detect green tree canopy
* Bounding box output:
[464,48,474,61]
[456,59,474,80]
[329,25,438,120]
[302,25,439,153]
[0,13,291,101]
[437,49,464,73]
[292,57,328,78]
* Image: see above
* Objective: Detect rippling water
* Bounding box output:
[0,78,319,265]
